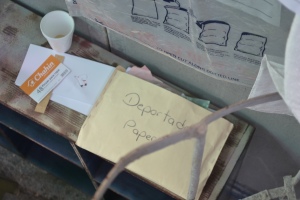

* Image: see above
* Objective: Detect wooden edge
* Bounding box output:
[34,55,65,113]
[207,125,255,200]
[116,65,126,72]
[70,142,99,190]
[34,93,52,113]
[55,54,65,62]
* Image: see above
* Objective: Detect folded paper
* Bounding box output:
[247,55,292,115]
[77,71,233,199]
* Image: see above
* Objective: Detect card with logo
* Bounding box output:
[20,55,71,103]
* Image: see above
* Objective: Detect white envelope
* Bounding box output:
[15,44,115,115]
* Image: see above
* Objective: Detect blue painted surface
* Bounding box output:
[0,104,175,199]
[0,124,95,196]
[0,104,82,167]
[0,125,20,155]
[77,146,176,200]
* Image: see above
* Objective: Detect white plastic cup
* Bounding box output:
[40,10,75,53]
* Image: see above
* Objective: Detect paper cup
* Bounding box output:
[40,10,75,53]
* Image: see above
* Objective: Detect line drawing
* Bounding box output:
[196,20,230,46]
[263,0,273,6]
[234,32,267,57]
[74,74,88,87]
[163,0,180,6]
[163,0,189,33]
[231,0,272,18]
[132,0,158,19]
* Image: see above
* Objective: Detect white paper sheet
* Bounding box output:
[247,14,300,124]
[218,0,282,26]
[247,55,292,115]
[51,94,92,115]
[278,0,300,14]
[284,14,300,123]
[15,44,115,115]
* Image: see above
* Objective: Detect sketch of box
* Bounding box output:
[234,32,267,57]
[132,0,158,19]
[196,20,230,46]
[164,6,189,33]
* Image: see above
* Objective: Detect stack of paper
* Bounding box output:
[15,44,115,115]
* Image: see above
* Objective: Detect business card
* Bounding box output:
[20,55,71,103]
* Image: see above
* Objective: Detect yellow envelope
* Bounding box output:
[77,71,233,199]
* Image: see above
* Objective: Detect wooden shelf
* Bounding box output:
[0,119,95,195]
[75,146,175,200]
[0,104,82,168]
[0,2,254,199]
[0,125,20,155]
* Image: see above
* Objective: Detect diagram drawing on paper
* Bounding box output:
[132,0,158,19]
[196,20,230,46]
[163,0,189,33]
[75,74,88,87]
[234,32,267,57]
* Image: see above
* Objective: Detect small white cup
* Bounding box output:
[40,10,75,53]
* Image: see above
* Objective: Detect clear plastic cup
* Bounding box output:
[40,10,75,53]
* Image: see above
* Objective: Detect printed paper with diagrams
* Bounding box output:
[234,33,267,57]
[65,0,292,86]
[196,20,230,46]
[163,0,189,33]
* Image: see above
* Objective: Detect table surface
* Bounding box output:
[0,0,133,142]
[0,1,254,199]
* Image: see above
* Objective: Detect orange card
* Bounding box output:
[20,55,70,103]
